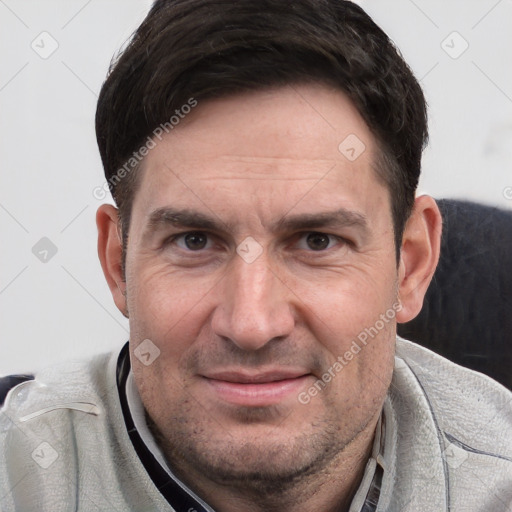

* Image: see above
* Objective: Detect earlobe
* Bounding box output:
[96,204,128,317]
[396,195,442,323]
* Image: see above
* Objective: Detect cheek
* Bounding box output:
[295,261,398,396]
[127,264,217,356]
[301,264,397,338]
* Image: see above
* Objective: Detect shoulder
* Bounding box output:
[395,336,512,459]
[1,350,117,415]
[0,350,119,509]
[0,346,173,511]
[384,337,512,510]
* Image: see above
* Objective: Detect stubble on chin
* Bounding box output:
[143,392,376,499]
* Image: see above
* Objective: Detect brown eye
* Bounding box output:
[306,232,331,251]
[183,232,208,250]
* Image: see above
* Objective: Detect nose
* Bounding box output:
[211,251,295,351]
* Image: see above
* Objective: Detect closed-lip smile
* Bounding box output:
[201,368,312,406]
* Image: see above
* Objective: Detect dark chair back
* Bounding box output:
[398,199,512,390]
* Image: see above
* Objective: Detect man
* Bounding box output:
[1,1,511,511]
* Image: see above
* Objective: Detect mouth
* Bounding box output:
[201,369,312,407]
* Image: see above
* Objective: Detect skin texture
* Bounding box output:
[97,83,441,512]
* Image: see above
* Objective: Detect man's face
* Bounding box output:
[124,83,398,485]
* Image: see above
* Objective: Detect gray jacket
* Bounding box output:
[1,337,511,511]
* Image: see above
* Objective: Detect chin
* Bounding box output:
[179,435,327,489]
[159,412,355,493]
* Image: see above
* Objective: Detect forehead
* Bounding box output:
[132,83,387,224]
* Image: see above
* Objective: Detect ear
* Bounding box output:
[396,195,442,323]
[96,204,128,317]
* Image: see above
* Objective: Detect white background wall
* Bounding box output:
[1,0,511,374]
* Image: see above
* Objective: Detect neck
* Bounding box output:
[152,411,380,512]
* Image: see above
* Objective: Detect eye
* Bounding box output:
[296,232,342,251]
[174,231,212,251]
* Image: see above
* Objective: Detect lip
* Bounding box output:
[201,369,312,406]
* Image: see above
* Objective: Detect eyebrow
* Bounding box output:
[146,208,231,233]
[274,209,369,234]
[144,206,369,237]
